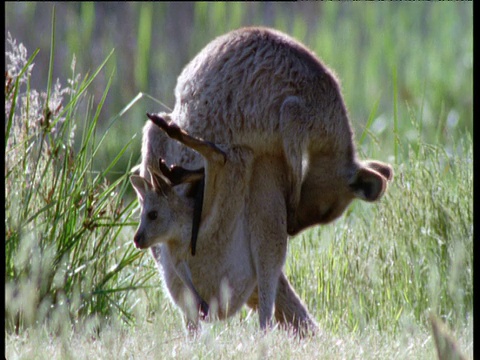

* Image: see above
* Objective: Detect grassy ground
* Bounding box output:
[5,299,474,359]
[5,315,473,360]
[5,3,472,359]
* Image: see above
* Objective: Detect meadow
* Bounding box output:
[5,3,472,359]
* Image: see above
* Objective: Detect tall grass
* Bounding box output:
[5,26,154,332]
[286,136,472,335]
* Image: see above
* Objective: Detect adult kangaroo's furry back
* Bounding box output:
[143,27,392,235]
[174,27,351,147]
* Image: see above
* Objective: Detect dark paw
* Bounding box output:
[199,300,209,320]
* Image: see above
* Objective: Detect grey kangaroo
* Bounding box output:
[138,27,392,334]
[133,114,316,334]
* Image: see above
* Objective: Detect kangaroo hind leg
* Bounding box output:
[279,96,308,233]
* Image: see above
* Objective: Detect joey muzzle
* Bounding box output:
[133,232,149,249]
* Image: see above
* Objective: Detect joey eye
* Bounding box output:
[147,211,158,221]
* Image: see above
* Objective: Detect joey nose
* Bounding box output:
[133,232,147,249]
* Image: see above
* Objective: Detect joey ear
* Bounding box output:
[349,167,388,202]
[147,166,172,195]
[364,160,393,181]
[158,157,205,186]
[158,158,172,179]
[130,175,151,201]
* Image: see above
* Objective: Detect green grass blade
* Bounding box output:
[359,95,381,146]
[135,3,153,90]
[392,66,399,164]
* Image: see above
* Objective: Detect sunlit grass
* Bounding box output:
[5,312,473,359]
[286,137,472,334]
[5,22,154,332]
